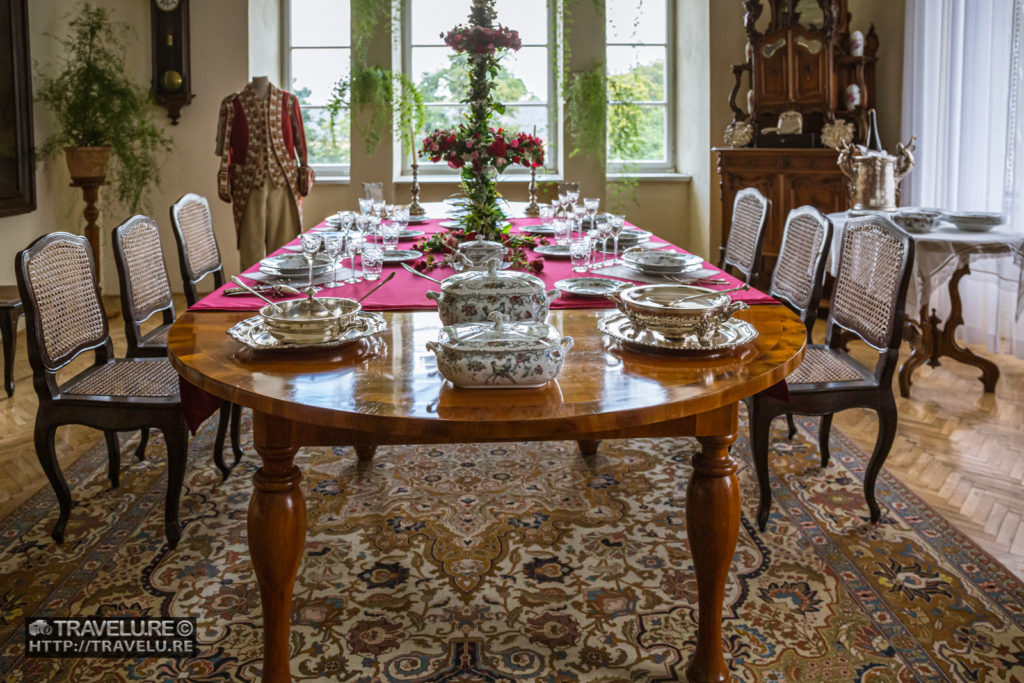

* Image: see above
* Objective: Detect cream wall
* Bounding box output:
[0,0,905,292]
[0,0,251,294]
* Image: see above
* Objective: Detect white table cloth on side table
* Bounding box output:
[827,212,1024,397]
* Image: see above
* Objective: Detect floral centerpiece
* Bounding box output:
[420,0,545,241]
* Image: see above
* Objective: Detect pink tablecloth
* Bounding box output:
[189,216,776,312]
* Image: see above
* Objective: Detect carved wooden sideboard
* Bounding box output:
[715,147,847,281]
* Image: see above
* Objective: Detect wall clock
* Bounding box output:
[151,0,194,124]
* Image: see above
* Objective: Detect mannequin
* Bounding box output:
[216,76,314,268]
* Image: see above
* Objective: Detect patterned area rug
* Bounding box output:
[1,413,1023,682]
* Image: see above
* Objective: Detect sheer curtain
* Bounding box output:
[902,0,1024,357]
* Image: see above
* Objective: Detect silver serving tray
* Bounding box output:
[598,312,758,353]
[228,312,387,351]
[534,244,571,258]
[554,277,629,297]
[381,249,423,263]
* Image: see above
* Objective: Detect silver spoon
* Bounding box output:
[230,276,284,312]
[668,283,750,307]
[401,262,442,284]
[355,271,395,304]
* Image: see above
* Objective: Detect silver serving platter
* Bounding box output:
[228,312,387,351]
[520,224,556,235]
[598,312,758,353]
[534,244,571,258]
[261,253,333,275]
[554,277,629,297]
[621,248,703,275]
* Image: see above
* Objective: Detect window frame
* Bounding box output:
[398,0,561,178]
[284,0,352,180]
[606,0,676,174]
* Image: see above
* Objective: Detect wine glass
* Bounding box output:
[590,216,611,270]
[372,199,386,219]
[608,214,626,264]
[323,234,344,287]
[340,211,355,235]
[557,192,568,218]
[358,197,374,216]
[583,197,599,231]
[566,187,580,214]
[299,232,322,292]
[342,230,362,284]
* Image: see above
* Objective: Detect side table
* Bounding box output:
[0,286,24,397]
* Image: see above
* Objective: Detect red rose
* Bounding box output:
[488,138,508,157]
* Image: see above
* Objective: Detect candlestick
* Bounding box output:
[524,165,540,216]
[409,162,426,216]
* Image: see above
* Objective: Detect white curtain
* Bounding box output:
[902,0,1024,357]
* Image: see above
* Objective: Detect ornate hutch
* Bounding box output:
[714,0,880,281]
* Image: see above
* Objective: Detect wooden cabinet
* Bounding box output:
[715,147,849,281]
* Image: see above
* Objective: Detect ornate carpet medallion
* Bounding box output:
[0,413,1022,681]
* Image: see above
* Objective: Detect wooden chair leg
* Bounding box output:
[104,431,121,489]
[749,399,775,532]
[785,413,797,440]
[212,401,232,481]
[0,309,16,398]
[163,419,189,549]
[135,428,150,461]
[819,414,833,467]
[35,421,71,543]
[864,397,898,525]
[229,403,243,466]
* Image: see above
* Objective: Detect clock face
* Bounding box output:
[155,0,180,11]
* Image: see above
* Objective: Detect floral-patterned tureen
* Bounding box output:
[426,259,559,325]
[426,311,573,389]
[451,234,507,271]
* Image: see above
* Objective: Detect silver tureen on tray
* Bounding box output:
[426,311,573,389]
[607,284,749,343]
[426,259,559,325]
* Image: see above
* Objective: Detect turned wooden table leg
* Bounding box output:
[577,439,601,457]
[686,433,740,683]
[354,443,377,461]
[250,415,306,683]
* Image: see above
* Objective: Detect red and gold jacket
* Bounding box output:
[215,81,314,232]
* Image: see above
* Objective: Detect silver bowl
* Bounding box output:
[259,297,362,344]
[608,284,749,341]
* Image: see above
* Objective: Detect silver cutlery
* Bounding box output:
[355,272,395,303]
[668,284,750,307]
[401,262,442,284]
[230,276,285,312]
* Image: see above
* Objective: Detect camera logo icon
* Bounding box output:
[28,619,52,636]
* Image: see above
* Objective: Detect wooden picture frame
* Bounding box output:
[0,0,35,217]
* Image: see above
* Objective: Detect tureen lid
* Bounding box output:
[438,311,559,350]
[441,259,546,294]
[621,284,730,311]
[456,234,506,261]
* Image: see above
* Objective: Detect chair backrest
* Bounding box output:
[827,216,914,356]
[362,182,384,201]
[769,206,833,337]
[169,193,224,306]
[112,215,176,353]
[721,187,770,285]
[15,233,112,396]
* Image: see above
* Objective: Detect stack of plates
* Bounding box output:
[259,253,332,279]
[941,211,1004,233]
[620,248,703,276]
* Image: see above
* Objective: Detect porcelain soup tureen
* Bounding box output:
[426,311,573,388]
[426,259,559,325]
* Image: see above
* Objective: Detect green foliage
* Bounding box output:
[35,4,170,213]
[351,0,392,57]
[564,65,606,160]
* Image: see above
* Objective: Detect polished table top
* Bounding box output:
[169,307,806,439]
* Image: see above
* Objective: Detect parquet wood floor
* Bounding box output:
[1,305,1022,580]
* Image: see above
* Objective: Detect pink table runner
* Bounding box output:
[189,216,776,312]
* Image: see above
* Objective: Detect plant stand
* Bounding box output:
[409,163,426,216]
[70,178,107,299]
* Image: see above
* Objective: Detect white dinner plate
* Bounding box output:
[381,249,422,264]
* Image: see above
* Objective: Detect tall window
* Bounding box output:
[401,0,558,175]
[606,0,674,171]
[287,0,351,177]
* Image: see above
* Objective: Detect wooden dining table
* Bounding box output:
[169,301,805,682]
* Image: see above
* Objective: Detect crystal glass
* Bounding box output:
[583,197,600,229]
[557,192,568,218]
[553,218,571,246]
[393,207,410,230]
[590,216,611,270]
[342,230,361,284]
[299,232,322,291]
[539,205,554,224]
[322,234,344,287]
[382,221,400,249]
[362,245,384,281]
[569,235,591,273]
[340,211,355,234]
[608,214,626,264]
[372,199,386,218]
[358,197,374,215]
[566,187,580,214]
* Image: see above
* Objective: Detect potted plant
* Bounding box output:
[35,4,170,213]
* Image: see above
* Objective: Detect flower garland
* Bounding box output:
[413,230,547,274]
[420,0,545,242]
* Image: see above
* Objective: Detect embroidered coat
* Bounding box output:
[215,82,314,232]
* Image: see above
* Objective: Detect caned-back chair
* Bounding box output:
[748,216,914,530]
[719,187,771,285]
[112,215,240,477]
[16,233,189,548]
[168,194,244,466]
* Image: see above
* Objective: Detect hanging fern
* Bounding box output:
[564,64,607,160]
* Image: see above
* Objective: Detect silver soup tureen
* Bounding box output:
[608,284,748,342]
[426,311,573,389]
[426,259,559,325]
